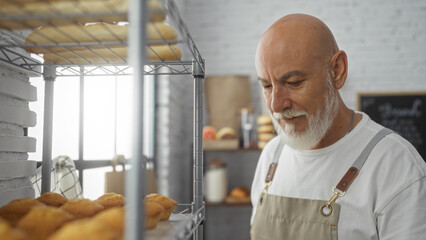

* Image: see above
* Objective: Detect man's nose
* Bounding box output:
[270,86,291,113]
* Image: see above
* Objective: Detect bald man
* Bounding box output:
[250,14,426,240]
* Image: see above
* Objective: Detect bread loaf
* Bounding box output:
[48,219,116,240]
[42,44,181,64]
[0,0,166,30]
[24,21,182,64]
[0,198,45,227]
[0,219,28,240]
[257,125,275,134]
[17,206,74,240]
[144,200,164,230]
[147,44,182,61]
[60,199,104,219]
[216,127,237,140]
[257,114,272,125]
[25,22,178,54]
[36,192,68,207]
[229,186,250,199]
[92,207,124,239]
[258,133,276,142]
[95,193,125,209]
[145,193,177,221]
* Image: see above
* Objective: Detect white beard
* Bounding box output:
[271,77,339,150]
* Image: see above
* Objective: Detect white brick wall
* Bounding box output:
[161,0,426,202]
[156,73,193,203]
[177,0,426,111]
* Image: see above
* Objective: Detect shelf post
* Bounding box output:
[41,65,56,194]
[192,59,206,240]
[126,0,147,239]
[78,67,84,188]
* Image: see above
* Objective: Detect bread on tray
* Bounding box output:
[145,193,177,221]
[95,193,125,210]
[0,0,166,29]
[17,206,74,240]
[0,191,179,236]
[0,198,45,227]
[92,207,125,239]
[24,22,182,64]
[144,200,164,230]
[36,192,68,207]
[60,199,104,219]
[25,22,178,54]
[41,44,181,64]
[48,219,116,240]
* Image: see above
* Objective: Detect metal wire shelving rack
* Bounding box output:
[0,0,205,239]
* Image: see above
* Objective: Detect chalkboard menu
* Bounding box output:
[358,92,426,161]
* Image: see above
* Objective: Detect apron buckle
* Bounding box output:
[264,181,272,192]
[259,181,272,206]
[320,203,333,216]
[320,188,346,216]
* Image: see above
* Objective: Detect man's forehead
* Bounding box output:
[256,14,337,66]
[257,70,308,83]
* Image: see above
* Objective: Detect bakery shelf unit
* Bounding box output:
[0,0,205,240]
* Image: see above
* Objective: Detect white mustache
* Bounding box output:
[273,110,308,120]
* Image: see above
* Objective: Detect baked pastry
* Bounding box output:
[17,206,74,240]
[257,114,272,125]
[145,193,177,221]
[95,193,125,209]
[42,46,127,64]
[36,192,68,207]
[257,140,268,150]
[0,0,166,30]
[229,186,250,199]
[42,44,182,64]
[47,219,116,240]
[257,125,275,134]
[25,22,178,54]
[144,200,164,229]
[92,207,124,238]
[0,198,45,227]
[0,218,28,240]
[60,199,104,219]
[258,133,276,142]
[216,127,237,140]
[146,44,182,61]
[256,114,276,149]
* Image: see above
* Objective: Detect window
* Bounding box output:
[29,73,135,200]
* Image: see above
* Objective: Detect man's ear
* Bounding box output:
[329,50,348,89]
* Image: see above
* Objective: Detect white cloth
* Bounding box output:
[31,156,83,199]
[251,112,426,240]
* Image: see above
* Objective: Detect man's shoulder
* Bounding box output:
[354,115,426,176]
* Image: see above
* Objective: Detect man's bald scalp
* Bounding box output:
[256,13,339,69]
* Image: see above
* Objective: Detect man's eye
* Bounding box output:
[288,80,303,87]
[262,85,272,91]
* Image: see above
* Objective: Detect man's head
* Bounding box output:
[255,14,348,150]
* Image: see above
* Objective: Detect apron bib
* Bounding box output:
[251,194,340,240]
[250,128,393,240]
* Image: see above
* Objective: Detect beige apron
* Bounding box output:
[250,128,393,240]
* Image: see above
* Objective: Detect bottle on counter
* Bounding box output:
[205,158,227,203]
[240,107,255,149]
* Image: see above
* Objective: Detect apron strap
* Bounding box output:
[335,128,394,193]
[264,139,285,183]
[263,128,393,195]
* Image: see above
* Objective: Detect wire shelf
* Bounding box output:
[146,204,205,240]
[0,1,205,239]
[0,0,204,77]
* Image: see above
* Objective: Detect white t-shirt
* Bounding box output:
[251,112,426,240]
